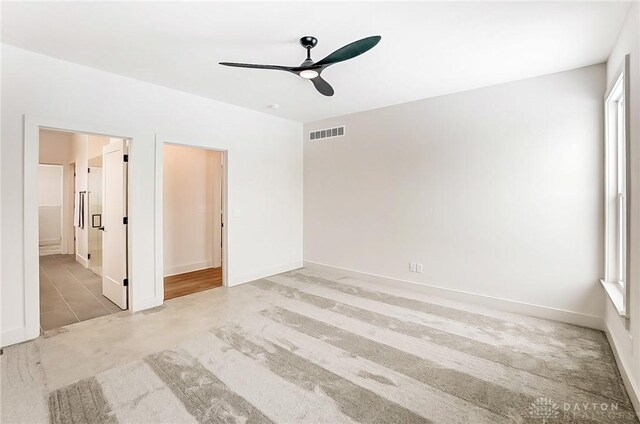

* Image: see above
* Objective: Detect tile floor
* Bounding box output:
[39,254,122,331]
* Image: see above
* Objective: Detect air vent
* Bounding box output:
[309,126,345,141]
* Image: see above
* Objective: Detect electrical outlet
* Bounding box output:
[409,262,423,273]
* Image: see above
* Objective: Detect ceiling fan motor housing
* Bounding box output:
[300,36,318,49]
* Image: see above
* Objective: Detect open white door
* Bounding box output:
[102,139,128,309]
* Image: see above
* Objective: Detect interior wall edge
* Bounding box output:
[0,327,27,348]
[604,321,640,416]
[304,260,605,331]
[130,296,163,313]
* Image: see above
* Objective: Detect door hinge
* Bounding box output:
[123,154,129,162]
[87,253,91,260]
[88,167,91,173]
[123,278,128,287]
[123,217,128,225]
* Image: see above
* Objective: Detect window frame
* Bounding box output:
[602,54,631,318]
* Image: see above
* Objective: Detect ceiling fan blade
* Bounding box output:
[219,62,295,72]
[311,76,334,96]
[315,35,381,67]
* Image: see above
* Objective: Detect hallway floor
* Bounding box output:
[164,267,223,300]
[39,254,122,331]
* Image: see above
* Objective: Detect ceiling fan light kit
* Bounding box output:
[219,35,381,96]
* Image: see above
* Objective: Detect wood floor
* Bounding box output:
[164,267,222,300]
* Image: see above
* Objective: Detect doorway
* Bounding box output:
[163,144,225,300]
[38,129,129,331]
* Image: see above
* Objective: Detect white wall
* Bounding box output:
[71,133,90,265]
[304,64,605,322]
[163,144,222,276]
[39,130,73,254]
[39,129,71,165]
[1,44,303,346]
[37,164,63,254]
[88,135,110,160]
[604,1,640,411]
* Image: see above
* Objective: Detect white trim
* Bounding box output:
[153,135,164,304]
[39,245,62,256]
[304,261,604,330]
[39,238,62,245]
[164,261,215,277]
[24,115,41,342]
[604,322,640,419]
[231,261,303,287]
[131,296,163,312]
[603,54,632,319]
[600,279,626,316]
[75,254,90,268]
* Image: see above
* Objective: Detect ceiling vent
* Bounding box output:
[309,126,345,141]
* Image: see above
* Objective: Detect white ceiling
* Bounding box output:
[1,1,632,122]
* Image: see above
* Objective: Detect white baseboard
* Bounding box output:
[39,246,62,256]
[230,261,303,287]
[39,238,61,245]
[164,261,214,277]
[304,261,603,330]
[604,322,640,418]
[1,326,27,348]
[75,254,89,268]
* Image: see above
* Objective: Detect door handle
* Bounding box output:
[98,227,105,231]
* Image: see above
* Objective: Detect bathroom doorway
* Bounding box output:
[38,129,129,331]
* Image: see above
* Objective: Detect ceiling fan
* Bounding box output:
[219,35,381,97]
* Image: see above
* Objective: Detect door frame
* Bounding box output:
[155,137,229,295]
[23,115,134,340]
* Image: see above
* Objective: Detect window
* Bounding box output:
[602,54,630,317]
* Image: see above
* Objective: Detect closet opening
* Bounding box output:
[163,144,225,300]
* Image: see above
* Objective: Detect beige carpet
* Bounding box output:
[2,268,638,423]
